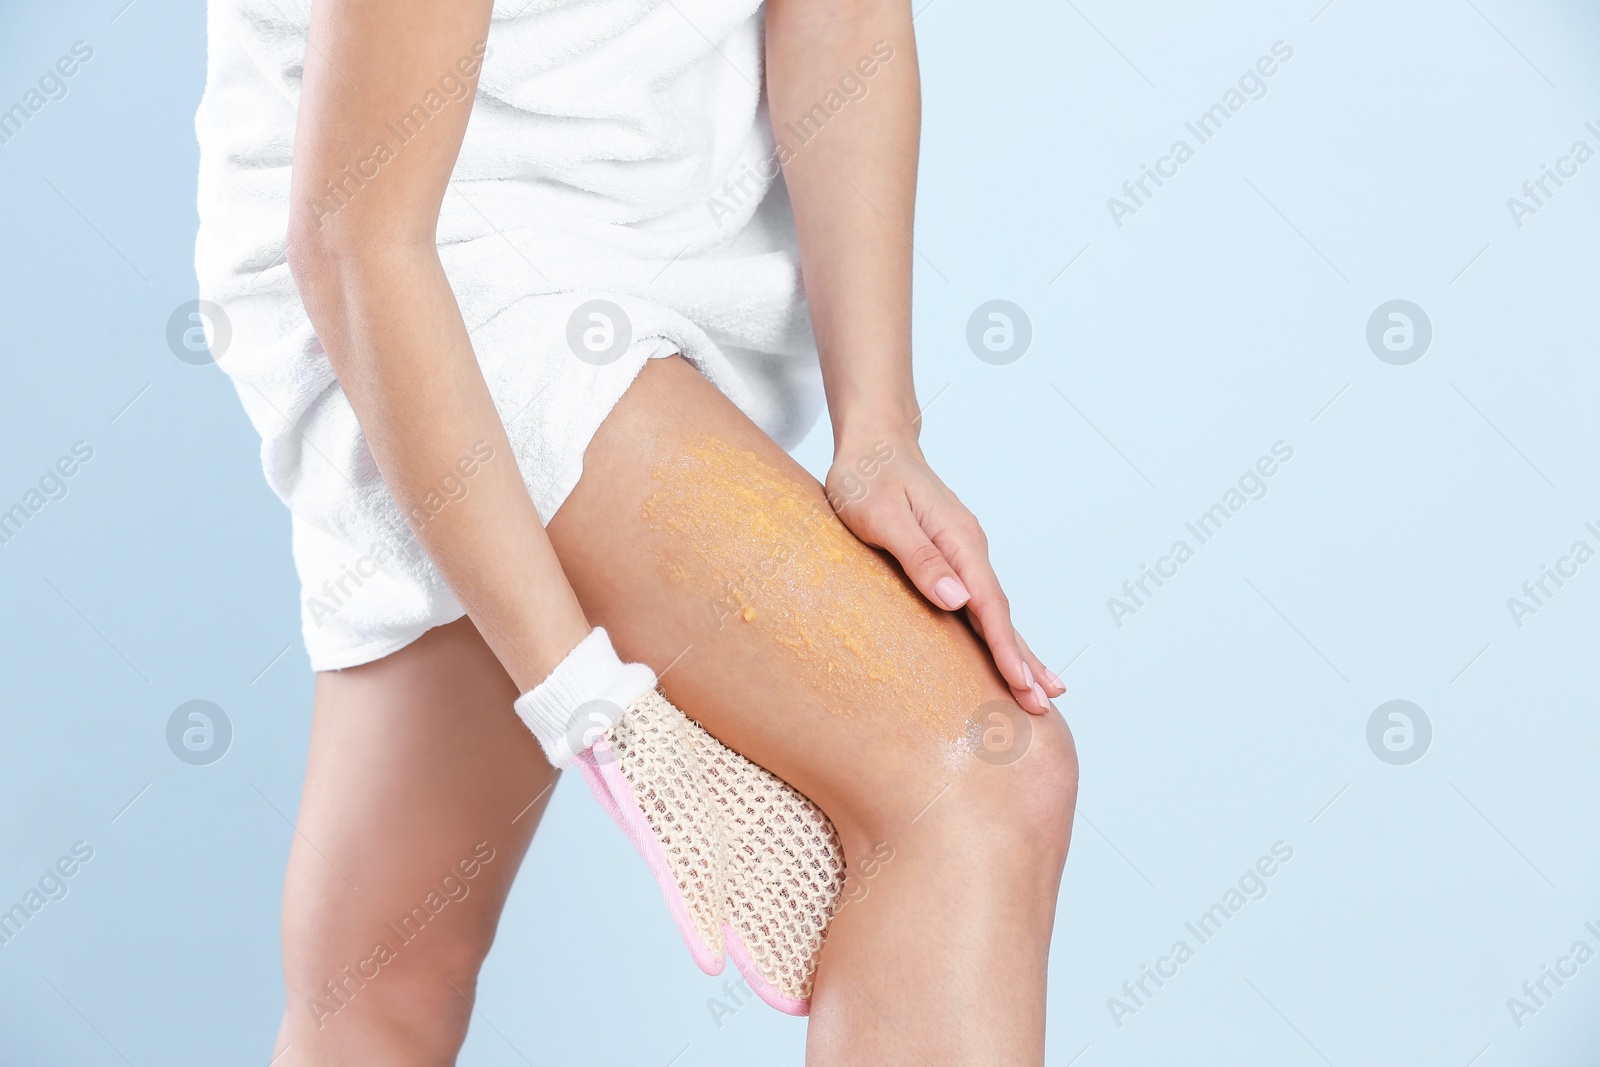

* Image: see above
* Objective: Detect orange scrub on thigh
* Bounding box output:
[641,433,986,742]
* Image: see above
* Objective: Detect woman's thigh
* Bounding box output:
[547,355,1071,845]
[277,617,558,1059]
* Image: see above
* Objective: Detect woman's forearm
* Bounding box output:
[765,0,922,449]
[291,245,590,691]
[767,6,1061,707]
[288,0,588,691]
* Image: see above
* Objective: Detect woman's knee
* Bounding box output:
[955,703,1077,857]
[1009,709,1078,860]
[826,696,1078,859]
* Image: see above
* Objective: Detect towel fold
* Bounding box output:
[195,0,822,670]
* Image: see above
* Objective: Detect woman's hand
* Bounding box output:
[825,431,1065,715]
[764,2,1056,712]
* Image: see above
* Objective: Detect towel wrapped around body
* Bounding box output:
[195,0,821,670]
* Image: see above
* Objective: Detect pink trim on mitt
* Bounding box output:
[721,921,811,1017]
[578,742,722,974]
[576,740,814,1016]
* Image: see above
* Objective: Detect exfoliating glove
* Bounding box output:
[514,628,846,1013]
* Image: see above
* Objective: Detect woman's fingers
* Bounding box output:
[946,558,1051,715]
[883,511,1043,713]
[901,500,1045,715]
[830,459,1052,714]
[1015,631,1065,698]
[866,502,972,612]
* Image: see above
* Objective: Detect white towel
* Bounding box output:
[194,0,821,670]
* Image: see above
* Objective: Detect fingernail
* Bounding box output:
[1031,682,1050,711]
[1043,668,1063,690]
[1021,661,1034,688]
[934,576,970,610]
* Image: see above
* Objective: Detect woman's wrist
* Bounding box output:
[512,627,658,768]
[819,341,919,449]
[830,385,921,445]
[832,408,923,464]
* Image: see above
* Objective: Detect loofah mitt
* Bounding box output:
[514,629,846,1013]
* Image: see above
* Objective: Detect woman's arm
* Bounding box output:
[286,0,589,692]
[765,0,1065,714]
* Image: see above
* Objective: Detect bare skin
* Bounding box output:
[272,616,557,1062]
[278,0,1075,1061]
[273,357,1078,1065]
[766,1,1062,712]
[286,0,1065,708]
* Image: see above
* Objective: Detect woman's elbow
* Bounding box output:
[284,209,374,373]
[285,212,430,336]
[285,206,341,301]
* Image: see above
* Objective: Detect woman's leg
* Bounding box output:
[271,617,558,1066]
[271,353,1074,1065]
[548,355,1078,1066]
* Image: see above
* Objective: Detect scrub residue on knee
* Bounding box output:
[641,433,984,738]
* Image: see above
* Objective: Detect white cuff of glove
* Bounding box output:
[513,627,658,770]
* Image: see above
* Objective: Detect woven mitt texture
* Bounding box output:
[609,690,846,1004]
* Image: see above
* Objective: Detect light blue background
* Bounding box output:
[2,0,1598,1063]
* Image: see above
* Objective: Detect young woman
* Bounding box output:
[195,0,1075,1062]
